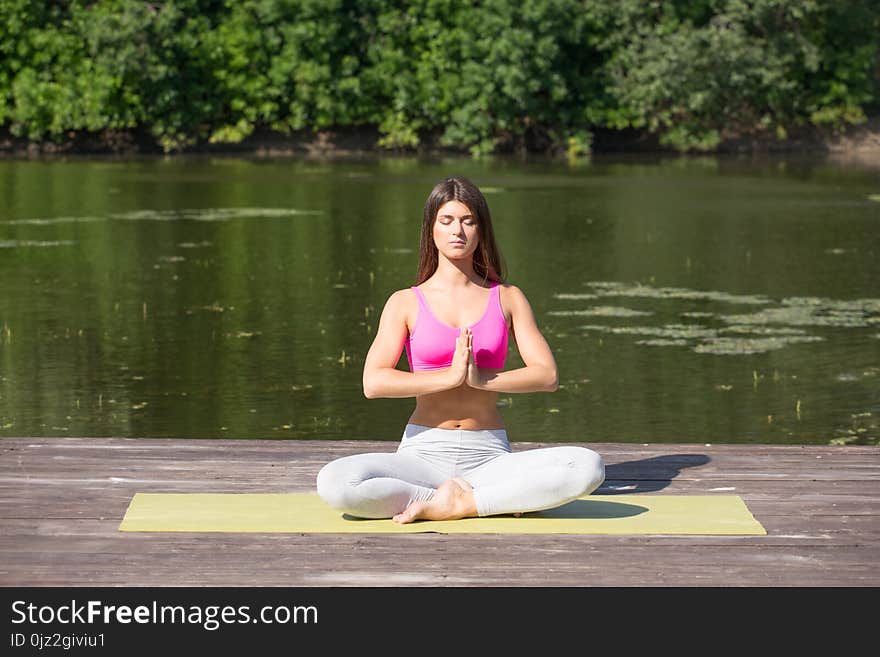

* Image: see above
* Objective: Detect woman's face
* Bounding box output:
[433,200,479,261]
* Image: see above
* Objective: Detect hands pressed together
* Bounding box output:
[451,327,484,389]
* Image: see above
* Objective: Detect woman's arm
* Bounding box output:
[362,290,469,399]
[467,285,558,393]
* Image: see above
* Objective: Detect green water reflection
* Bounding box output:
[0,155,877,444]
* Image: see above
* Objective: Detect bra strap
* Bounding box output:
[411,286,430,313]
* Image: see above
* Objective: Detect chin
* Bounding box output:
[448,253,475,262]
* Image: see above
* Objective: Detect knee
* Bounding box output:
[563,447,605,496]
[316,459,352,510]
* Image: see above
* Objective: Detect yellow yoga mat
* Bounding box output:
[119,493,766,535]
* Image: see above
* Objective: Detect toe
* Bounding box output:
[393,502,422,524]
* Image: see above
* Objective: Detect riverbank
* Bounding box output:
[2,118,879,162]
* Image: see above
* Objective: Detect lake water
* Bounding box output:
[0,154,877,444]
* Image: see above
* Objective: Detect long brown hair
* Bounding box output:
[415,176,507,285]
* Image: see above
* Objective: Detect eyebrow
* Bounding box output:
[438,214,474,219]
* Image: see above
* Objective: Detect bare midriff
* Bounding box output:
[407,373,505,430]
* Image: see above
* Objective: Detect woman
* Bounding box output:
[316,176,604,524]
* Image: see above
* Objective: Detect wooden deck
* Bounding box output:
[1,437,877,586]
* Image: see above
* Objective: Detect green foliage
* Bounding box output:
[0,0,877,153]
[599,0,879,150]
[566,130,593,162]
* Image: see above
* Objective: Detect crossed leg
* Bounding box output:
[316,450,446,520]
[391,477,478,524]
[316,444,605,523]
[460,445,605,518]
[391,445,605,523]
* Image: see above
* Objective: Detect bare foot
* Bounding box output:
[453,478,522,516]
[451,477,473,493]
[393,478,478,524]
[452,478,525,515]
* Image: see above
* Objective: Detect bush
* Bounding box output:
[0,0,877,153]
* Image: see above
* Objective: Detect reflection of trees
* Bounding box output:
[2,158,877,445]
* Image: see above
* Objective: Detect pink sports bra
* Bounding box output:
[405,282,509,372]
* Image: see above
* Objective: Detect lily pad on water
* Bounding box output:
[0,240,77,248]
[369,247,413,254]
[579,324,718,339]
[110,208,322,222]
[636,338,691,347]
[555,282,878,357]
[586,281,772,306]
[693,335,824,355]
[549,306,653,317]
[721,297,880,328]
[552,293,599,300]
[720,325,809,336]
[4,216,105,225]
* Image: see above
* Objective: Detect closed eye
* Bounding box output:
[438,215,476,226]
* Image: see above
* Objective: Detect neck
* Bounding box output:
[433,255,482,287]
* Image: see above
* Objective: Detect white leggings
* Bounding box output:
[316,424,605,518]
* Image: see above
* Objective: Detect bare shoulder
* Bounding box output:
[382,287,418,329]
[497,283,536,331]
[386,287,415,305]
[498,282,532,311]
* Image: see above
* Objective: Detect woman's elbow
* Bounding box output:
[362,373,377,399]
[545,366,559,392]
[362,369,387,399]
[363,379,378,399]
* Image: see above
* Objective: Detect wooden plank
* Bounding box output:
[1,534,876,586]
[0,437,878,587]
[0,514,874,542]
